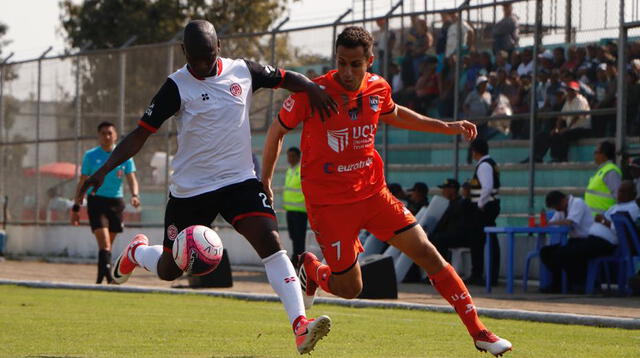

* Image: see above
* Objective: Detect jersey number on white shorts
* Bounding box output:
[331,241,341,261]
[258,193,272,209]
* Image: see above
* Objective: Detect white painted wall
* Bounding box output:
[3,225,323,266]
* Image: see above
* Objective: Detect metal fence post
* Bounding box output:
[565,0,573,44]
[453,2,469,181]
[266,18,289,128]
[74,53,81,185]
[528,0,543,215]
[118,36,137,133]
[331,9,353,63]
[35,46,52,226]
[165,41,175,202]
[0,53,14,202]
[616,0,626,164]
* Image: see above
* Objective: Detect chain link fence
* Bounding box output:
[1,0,638,228]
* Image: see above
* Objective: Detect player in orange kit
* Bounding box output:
[261,26,512,357]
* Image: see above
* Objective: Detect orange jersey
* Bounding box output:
[278,71,396,205]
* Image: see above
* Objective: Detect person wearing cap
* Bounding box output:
[585,140,621,216]
[548,80,592,162]
[430,179,476,265]
[492,3,519,56]
[463,75,492,140]
[592,63,616,136]
[468,138,501,285]
[407,182,429,215]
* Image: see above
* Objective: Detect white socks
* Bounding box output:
[262,250,306,324]
[133,244,163,275]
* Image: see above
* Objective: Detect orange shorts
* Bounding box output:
[307,187,417,274]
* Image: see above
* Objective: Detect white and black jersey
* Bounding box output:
[138,58,285,198]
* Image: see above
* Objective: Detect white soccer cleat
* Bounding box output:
[473,330,513,357]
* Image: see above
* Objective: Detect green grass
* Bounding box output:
[0,285,638,358]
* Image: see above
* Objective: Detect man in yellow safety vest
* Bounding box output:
[283,147,307,265]
[585,140,621,215]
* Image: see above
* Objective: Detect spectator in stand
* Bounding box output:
[414,58,440,114]
[536,69,551,109]
[464,51,484,94]
[592,63,616,136]
[509,50,521,72]
[542,70,564,111]
[406,182,429,215]
[510,73,532,139]
[374,17,397,75]
[552,46,566,69]
[539,49,555,71]
[493,67,518,103]
[548,81,592,162]
[540,190,595,293]
[517,47,534,77]
[389,62,403,94]
[591,181,640,252]
[464,76,492,139]
[627,64,640,135]
[494,50,511,73]
[492,3,519,55]
[628,158,640,201]
[480,51,494,74]
[306,69,318,80]
[629,41,640,61]
[435,12,452,73]
[437,56,456,118]
[562,46,580,72]
[523,87,568,163]
[585,140,621,216]
[561,70,594,102]
[596,45,616,66]
[445,11,474,58]
[409,16,433,60]
[398,41,418,107]
[430,179,476,265]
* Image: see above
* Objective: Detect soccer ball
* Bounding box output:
[172,225,224,276]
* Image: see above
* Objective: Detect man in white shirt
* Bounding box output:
[549,81,592,162]
[467,139,501,285]
[590,181,640,246]
[445,12,474,58]
[540,190,597,293]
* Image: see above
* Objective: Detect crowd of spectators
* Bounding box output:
[375,4,640,162]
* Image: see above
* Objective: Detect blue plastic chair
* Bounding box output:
[585,212,640,294]
[523,211,565,292]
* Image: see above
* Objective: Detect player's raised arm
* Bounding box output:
[380,105,478,141]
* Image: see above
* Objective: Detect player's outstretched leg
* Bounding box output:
[112,234,151,284]
[390,226,512,357]
[430,264,512,357]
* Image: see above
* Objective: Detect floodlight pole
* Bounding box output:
[616,0,626,165]
[73,42,91,185]
[266,17,289,127]
[118,36,137,134]
[35,46,52,226]
[164,34,179,202]
[332,9,353,61]
[0,52,14,201]
[527,0,543,215]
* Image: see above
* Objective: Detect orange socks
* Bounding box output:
[307,257,333,294]
[429,264,486,336]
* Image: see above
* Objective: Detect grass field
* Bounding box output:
[0,285,638,358]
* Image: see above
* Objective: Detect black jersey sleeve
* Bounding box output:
[138,78,181,133]
[243,59,286,92]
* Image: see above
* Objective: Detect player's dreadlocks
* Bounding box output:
[336,26,374,57]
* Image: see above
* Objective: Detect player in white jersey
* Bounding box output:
[76,20,337,354]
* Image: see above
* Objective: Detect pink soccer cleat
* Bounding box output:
[297,252,320,309]
[295,315,332,354]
